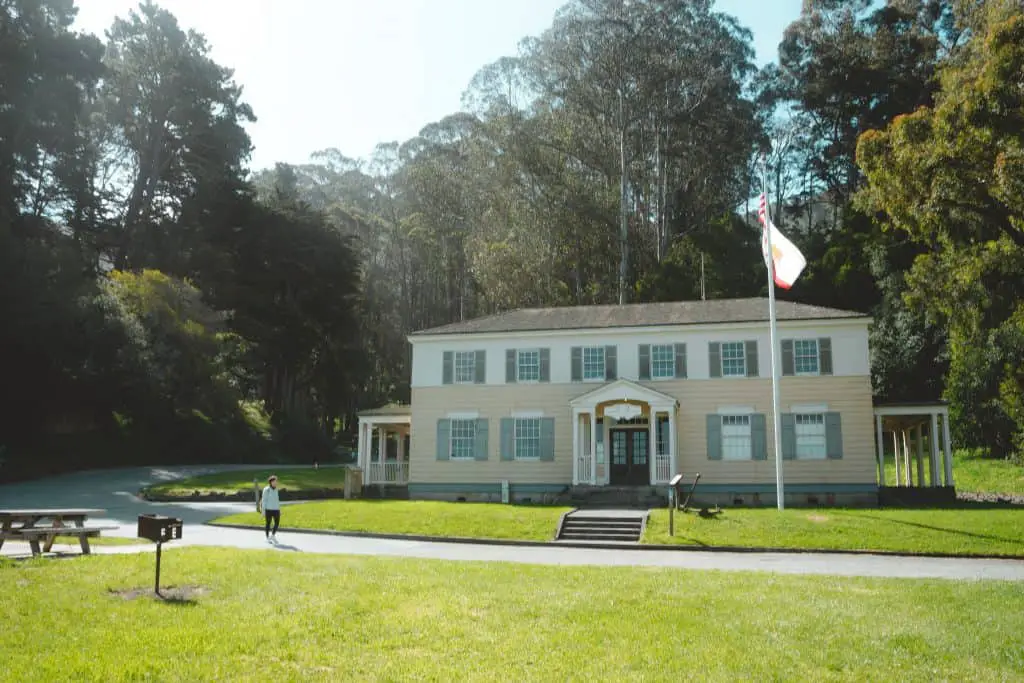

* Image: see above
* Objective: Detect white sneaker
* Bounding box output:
[271,533,277,542]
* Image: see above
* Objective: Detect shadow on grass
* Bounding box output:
[844,512,1024,546]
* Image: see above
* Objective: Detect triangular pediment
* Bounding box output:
[569,378,677,408]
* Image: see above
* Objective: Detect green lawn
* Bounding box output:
[882,450,1024,493]
[214,500,570,541]
[143,467,345,497]
[1,548,1022,681]
[644,507,1024,557]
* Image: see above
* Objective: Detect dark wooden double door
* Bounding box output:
[609,429,650,486]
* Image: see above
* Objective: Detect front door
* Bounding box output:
[609,429,650,485]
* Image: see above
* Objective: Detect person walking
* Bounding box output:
[258,475,281,542]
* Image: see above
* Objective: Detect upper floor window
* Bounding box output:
[721,342,746,377]
[783,338,833,376]
[454,351,476,384]
[651,344,675,379]
[794,340,819,375]
[517,349,540,382]
[582,346,605,380]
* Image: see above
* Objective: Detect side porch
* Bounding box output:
[873,401,956,505]
[356,405,411,486]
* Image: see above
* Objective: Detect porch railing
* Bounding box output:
[367,461,409,485]
[576,455,593,484]
[654,454,672,484]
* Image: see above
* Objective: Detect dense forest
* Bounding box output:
[1,0,1022,479]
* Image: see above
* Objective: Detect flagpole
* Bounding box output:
[761,154,786,512]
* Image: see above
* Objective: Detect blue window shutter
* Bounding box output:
[506,349,517,383]
[781,413,796,460]
[605,346,617,380]
[539,348,551,383]
[474,419,489,461]
[638,345,651,380]
[442,352,453,385]
[781,340,795,376]
[709,343,721,378]
[819,338,834,375]
[474,350,486,384]
[706,415,722,460]
[745,340,759,377]
[674,343,687,379]
[571,347,582,382]
[436,419,451,461]
[751,413,768,460]
[500,418,515,461]
[825,412,843,459]
[539,418,555,461]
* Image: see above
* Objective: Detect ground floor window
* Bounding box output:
[514,418,541,460]
[795,413,827,459]
[721,415,752,460]
[449,419,477,460]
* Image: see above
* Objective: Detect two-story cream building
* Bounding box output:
[356,298,886,506]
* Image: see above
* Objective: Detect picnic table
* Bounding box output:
[0,509,116,557]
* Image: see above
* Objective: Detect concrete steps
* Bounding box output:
[556,512,647,543]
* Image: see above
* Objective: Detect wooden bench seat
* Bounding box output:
[10,526,120,556]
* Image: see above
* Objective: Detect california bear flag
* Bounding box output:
[757,193,806,290]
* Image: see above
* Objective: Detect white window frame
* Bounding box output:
[582,346,606,381]
[720,341,747,377]
[794,413,827,460]
[453,351,476,384]
[449,418,477,460]
[514,417,541,461]
[721,414,752,461]
[516,349,541,383]
[793,339,820,376]
[650,344,675,380]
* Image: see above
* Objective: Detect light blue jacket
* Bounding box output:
[261,486,280,511]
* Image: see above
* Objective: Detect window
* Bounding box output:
[721,342,746,377]
[449,419,477,460]
[795,413,827,459]
[651,345,675,379]
[454,351,476,384]
[656,415,670,456]
[582,347,605,380]
[721,415,752,460]
[794,340,820,375]
[514,418,541,460]
[517,349,540,382]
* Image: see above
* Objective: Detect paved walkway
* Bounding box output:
[2,466,1023,581]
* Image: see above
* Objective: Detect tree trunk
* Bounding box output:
[618,91,629,305]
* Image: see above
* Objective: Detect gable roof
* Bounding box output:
[410,298,869,337]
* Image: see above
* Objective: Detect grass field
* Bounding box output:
[1,548,1022,681]
[883,450,1024,494]
[214,500,570,541]
[644,507,1024,556]
[143,467,345,497]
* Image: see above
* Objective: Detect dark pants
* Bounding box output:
[264,509,280,536]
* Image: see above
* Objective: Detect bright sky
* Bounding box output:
[73,0,803,172]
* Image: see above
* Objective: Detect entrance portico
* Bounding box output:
[570,379,678,486]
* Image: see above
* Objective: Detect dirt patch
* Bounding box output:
[806,514,830,523]
[109,585,209,603]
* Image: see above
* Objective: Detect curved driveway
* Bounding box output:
[2,465,1023,581]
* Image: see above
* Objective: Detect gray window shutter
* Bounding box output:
[539,348,551,382]
[605,345,617,380]
[474,419,489,461]
[781,413,796,460]
[436,419,451,460]
[674,343,687,379]
[819,338,833,375]
[442,352,453,385]
[709,343,721,378]
[751,413,768,460]
[506,349,517,383]
[474,350,486,384]
[825,412,843,459]
[706,414,722,460]
[500,418,515,461]
[571,347,582,382]
[781,339,795,376]
[745,340,759,377]
[539,418,555,461]
[638,344,651,380]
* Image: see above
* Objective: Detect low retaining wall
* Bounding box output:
[139,488,346,503]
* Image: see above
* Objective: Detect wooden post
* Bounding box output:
[154,541,162,596]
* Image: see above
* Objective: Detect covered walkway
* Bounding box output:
[356,405,411,485]
[873,401,954,489]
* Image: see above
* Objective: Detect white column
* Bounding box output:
[590,410,598,485]
[669,405,677,479]
[892,432,900,487]
[930,413,941,488]
[356,419,366,470]
[942,411,954,488]
[648,409,658,485]
[902,430,912,486]
[397,428,406,483]
[915,423,925,487]
[875,414,885,486]
[572,410,580,486]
